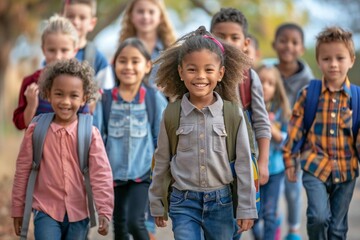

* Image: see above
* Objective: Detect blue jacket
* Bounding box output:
[102,84,167,181]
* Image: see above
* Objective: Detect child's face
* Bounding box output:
[48,74,86,126]
[259,68,276,103]
[211,22,249,52]
[317,42,355,84]
[246,39,260,65]
[42,33,77,64]
[272,29,304,64]
[114,45,151,87]
[63,3,96,41]
[131,0,161,35]
[178,49,224,104]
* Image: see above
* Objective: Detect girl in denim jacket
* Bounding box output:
[102,37,167,240]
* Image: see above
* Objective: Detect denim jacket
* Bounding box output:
[103,85,167,181]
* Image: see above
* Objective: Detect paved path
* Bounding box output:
[89,179,360,239]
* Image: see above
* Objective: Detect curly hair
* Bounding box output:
[39,58,98,103]
[255,64,291,121]
[113,37,152,86]
[119,0,176,49]
[155,26,251,103]
[210,8,248,36]
[41,14,78,48]
[315,26,355,60]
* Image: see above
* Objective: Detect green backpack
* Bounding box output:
[154,99,246,219]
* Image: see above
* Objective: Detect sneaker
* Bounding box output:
[285,233,301,240]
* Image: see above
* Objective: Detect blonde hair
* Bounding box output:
[119,0,176,49]
[156,26,251,103]
[41,15,78,48]
[256,64,291,120]
[62,0,97,16]
[316,26,355,60]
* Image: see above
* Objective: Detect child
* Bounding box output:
[62,0,115,130]
[101,37,167,240]
[252,65,291,240]
[119,0,176,88]
[149,26,257,239]
[283,26,358,240]
[210,7,271,189]
[119,1,176,237]
[272,22,314,240]
[246,34,261,67]
[11,58,114,239]
[12,15,87,130]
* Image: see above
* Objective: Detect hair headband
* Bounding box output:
[203,35,225,54]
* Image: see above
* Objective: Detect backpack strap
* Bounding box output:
[350,84,360,141]
[164,100,181,156]
[223,100,241,162]
[291,79,322,154]
[77,113,96,227]
[21,113,54,240]
[84,41,97,70]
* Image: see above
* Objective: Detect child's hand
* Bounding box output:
[258,158,269,185]
[155,216,167,227]
[24,83,39,109]
[285,167,297,182]
[13,217,23,236]
[237,219,254,233]
[97,215,109,236]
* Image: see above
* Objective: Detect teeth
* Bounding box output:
[194,84,207,87]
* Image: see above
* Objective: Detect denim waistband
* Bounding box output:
[172,185,231,202]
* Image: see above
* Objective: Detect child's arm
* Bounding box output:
[13,217,23,236]
[13,75,40,130]
[11,125,36,218]
[88,127,114,223]
[234,109,258,221]
[250,70,271,185]
[283,88,307,182]
[148,116,171,223]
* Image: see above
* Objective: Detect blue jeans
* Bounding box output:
[302,171,356,240]
[284,170,302,230]
[253,171,285,240]
[33,210,89,240]
[169,186,235,240]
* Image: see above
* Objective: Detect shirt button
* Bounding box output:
[200,149,205,153]
[331,112,336,118]
[200,165,205,171]
[179,128,184,133]
[223,129,226,134]
[334,178,340,183]
[332,98,336,103]
[199,133,204,138]
[330,129,335,135]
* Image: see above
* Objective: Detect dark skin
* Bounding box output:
[14,215,110,236]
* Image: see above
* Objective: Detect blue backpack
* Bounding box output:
[291,79,360,158]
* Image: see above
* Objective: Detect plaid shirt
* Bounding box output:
[283,78,359,183]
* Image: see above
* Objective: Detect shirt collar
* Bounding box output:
[50,118,78,136]
[321,77,351,96]
[181,92,224,117]
[112,84,146,103]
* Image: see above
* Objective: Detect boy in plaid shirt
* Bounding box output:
[283,26,359,240]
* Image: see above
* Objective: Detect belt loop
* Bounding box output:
[184,190,188,200]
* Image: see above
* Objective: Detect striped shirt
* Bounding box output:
[283,78,359,183]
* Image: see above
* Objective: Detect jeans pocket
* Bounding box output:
[218,194,232,206]
[170,190,185,205]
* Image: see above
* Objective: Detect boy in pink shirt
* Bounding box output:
[11,58,114,239]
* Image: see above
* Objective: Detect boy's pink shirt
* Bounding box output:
[11,119,114,222]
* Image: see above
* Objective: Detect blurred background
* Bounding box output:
[1,0,360,238]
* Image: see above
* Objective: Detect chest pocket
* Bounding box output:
[108,112,126,138]
[213,124,227,153]
[176,124,194,151]
[130,110,148,138]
